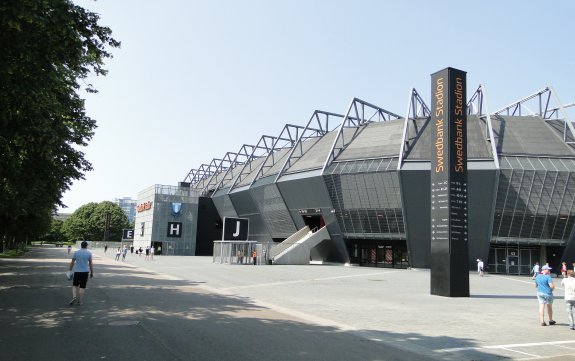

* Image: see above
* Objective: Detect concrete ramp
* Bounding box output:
[272,226,331,265]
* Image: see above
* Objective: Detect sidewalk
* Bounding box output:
[97,247,575,360]
[0,246,427,361]
[1,246,574,360]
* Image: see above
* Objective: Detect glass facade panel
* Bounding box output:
[324,158,404,239]
[493,156,575,243]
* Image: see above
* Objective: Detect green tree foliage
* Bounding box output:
[40,218,65,244]
[62,201,129,243]
[0,1,120,247]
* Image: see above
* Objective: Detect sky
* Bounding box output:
[60,0,575,213]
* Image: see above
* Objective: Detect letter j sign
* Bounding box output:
[223,217,249,241]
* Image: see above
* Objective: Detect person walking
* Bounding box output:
[122,246,128,261]
[532,262,540,280]
[150,246,155,260]
[535,265,556,326]
[115,247,121,261]
[104,243,108,253]
[145,246,150,261]
[561,262,568,278]
[68,241,93,306]
[561,270,575,330]
[477,259,484,277]
[252,249,257,265]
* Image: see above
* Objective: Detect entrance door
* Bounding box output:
[302,215,324,232]
[361,248,377,267]
[153,241,163,255]
[507,249,519,275]
[488,246,541,275]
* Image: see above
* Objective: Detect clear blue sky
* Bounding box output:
[60,0,575,213]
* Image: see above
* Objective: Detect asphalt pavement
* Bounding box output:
[1,246,575,361]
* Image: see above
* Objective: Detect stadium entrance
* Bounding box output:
[346,239,409,268]
[488,245,565,275]
[487,246,540,275]
[299,208,325,232]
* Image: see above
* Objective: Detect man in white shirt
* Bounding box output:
[68,241,93,306]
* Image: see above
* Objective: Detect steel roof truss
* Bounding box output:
[323,98,401,173]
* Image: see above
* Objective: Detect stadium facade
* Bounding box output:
[133,80,575,275]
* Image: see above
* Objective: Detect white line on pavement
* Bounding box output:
[438,340,575,353]
[221,270,403,291]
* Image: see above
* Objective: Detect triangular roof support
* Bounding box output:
[398,88,430,169]
[225,136,278,192]
[493,87,552,117]
[248,124,309,186]
[276,110,348,181]
[467,84,499,168]
[209,144,260,194]
[322,98,401,173]
[186,153,238,193]
[493,86,575,144]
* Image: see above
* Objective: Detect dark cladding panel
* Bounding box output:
[211,193,238,218]
[249,183,297,238]
[277,175,348,262]
[430,67,469,297]
[195,197,221,255]
[228,190,271,242]
[399,168,431,268]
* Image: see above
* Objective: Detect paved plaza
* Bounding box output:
[1,246,575,360]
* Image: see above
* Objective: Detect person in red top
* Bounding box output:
[562,262,568,278]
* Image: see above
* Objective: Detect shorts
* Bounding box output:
[537,292,554,304]
[72,272,90,289]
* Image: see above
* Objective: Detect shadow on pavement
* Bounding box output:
[0,246,507,361]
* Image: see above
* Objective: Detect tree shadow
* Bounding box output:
[0,247,510,361]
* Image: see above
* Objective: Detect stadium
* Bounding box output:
[133,73,575,276]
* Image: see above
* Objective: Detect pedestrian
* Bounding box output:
[535,265,556,326]
[115,247,121,261]
[139,246,143,257]
[145,246,150,260]
[477,259,484,277]
[67,245,72,255]
[150,246,155,260]
[130,245,134,254]
[122,246,128,261]
[252,249,257,265]
[68,241,93,306]
[561,270,575,330]
[561,262,568,278]
[104,243,108,253]
[532,262,540,280]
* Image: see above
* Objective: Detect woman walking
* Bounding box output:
[561,270,575,330]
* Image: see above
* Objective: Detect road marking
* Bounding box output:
[438,339,575,353]
[221,270,403,291]
[500,347,540,358]
[489,274,565,290]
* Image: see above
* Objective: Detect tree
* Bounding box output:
[40,218,65,244]
[0,1,120,248]
[63,201,129,243]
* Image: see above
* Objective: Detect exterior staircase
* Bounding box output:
[271,225,331,265]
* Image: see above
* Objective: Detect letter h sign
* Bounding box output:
[167,222,182,237]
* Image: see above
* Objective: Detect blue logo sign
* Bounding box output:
[171,202,182,216]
